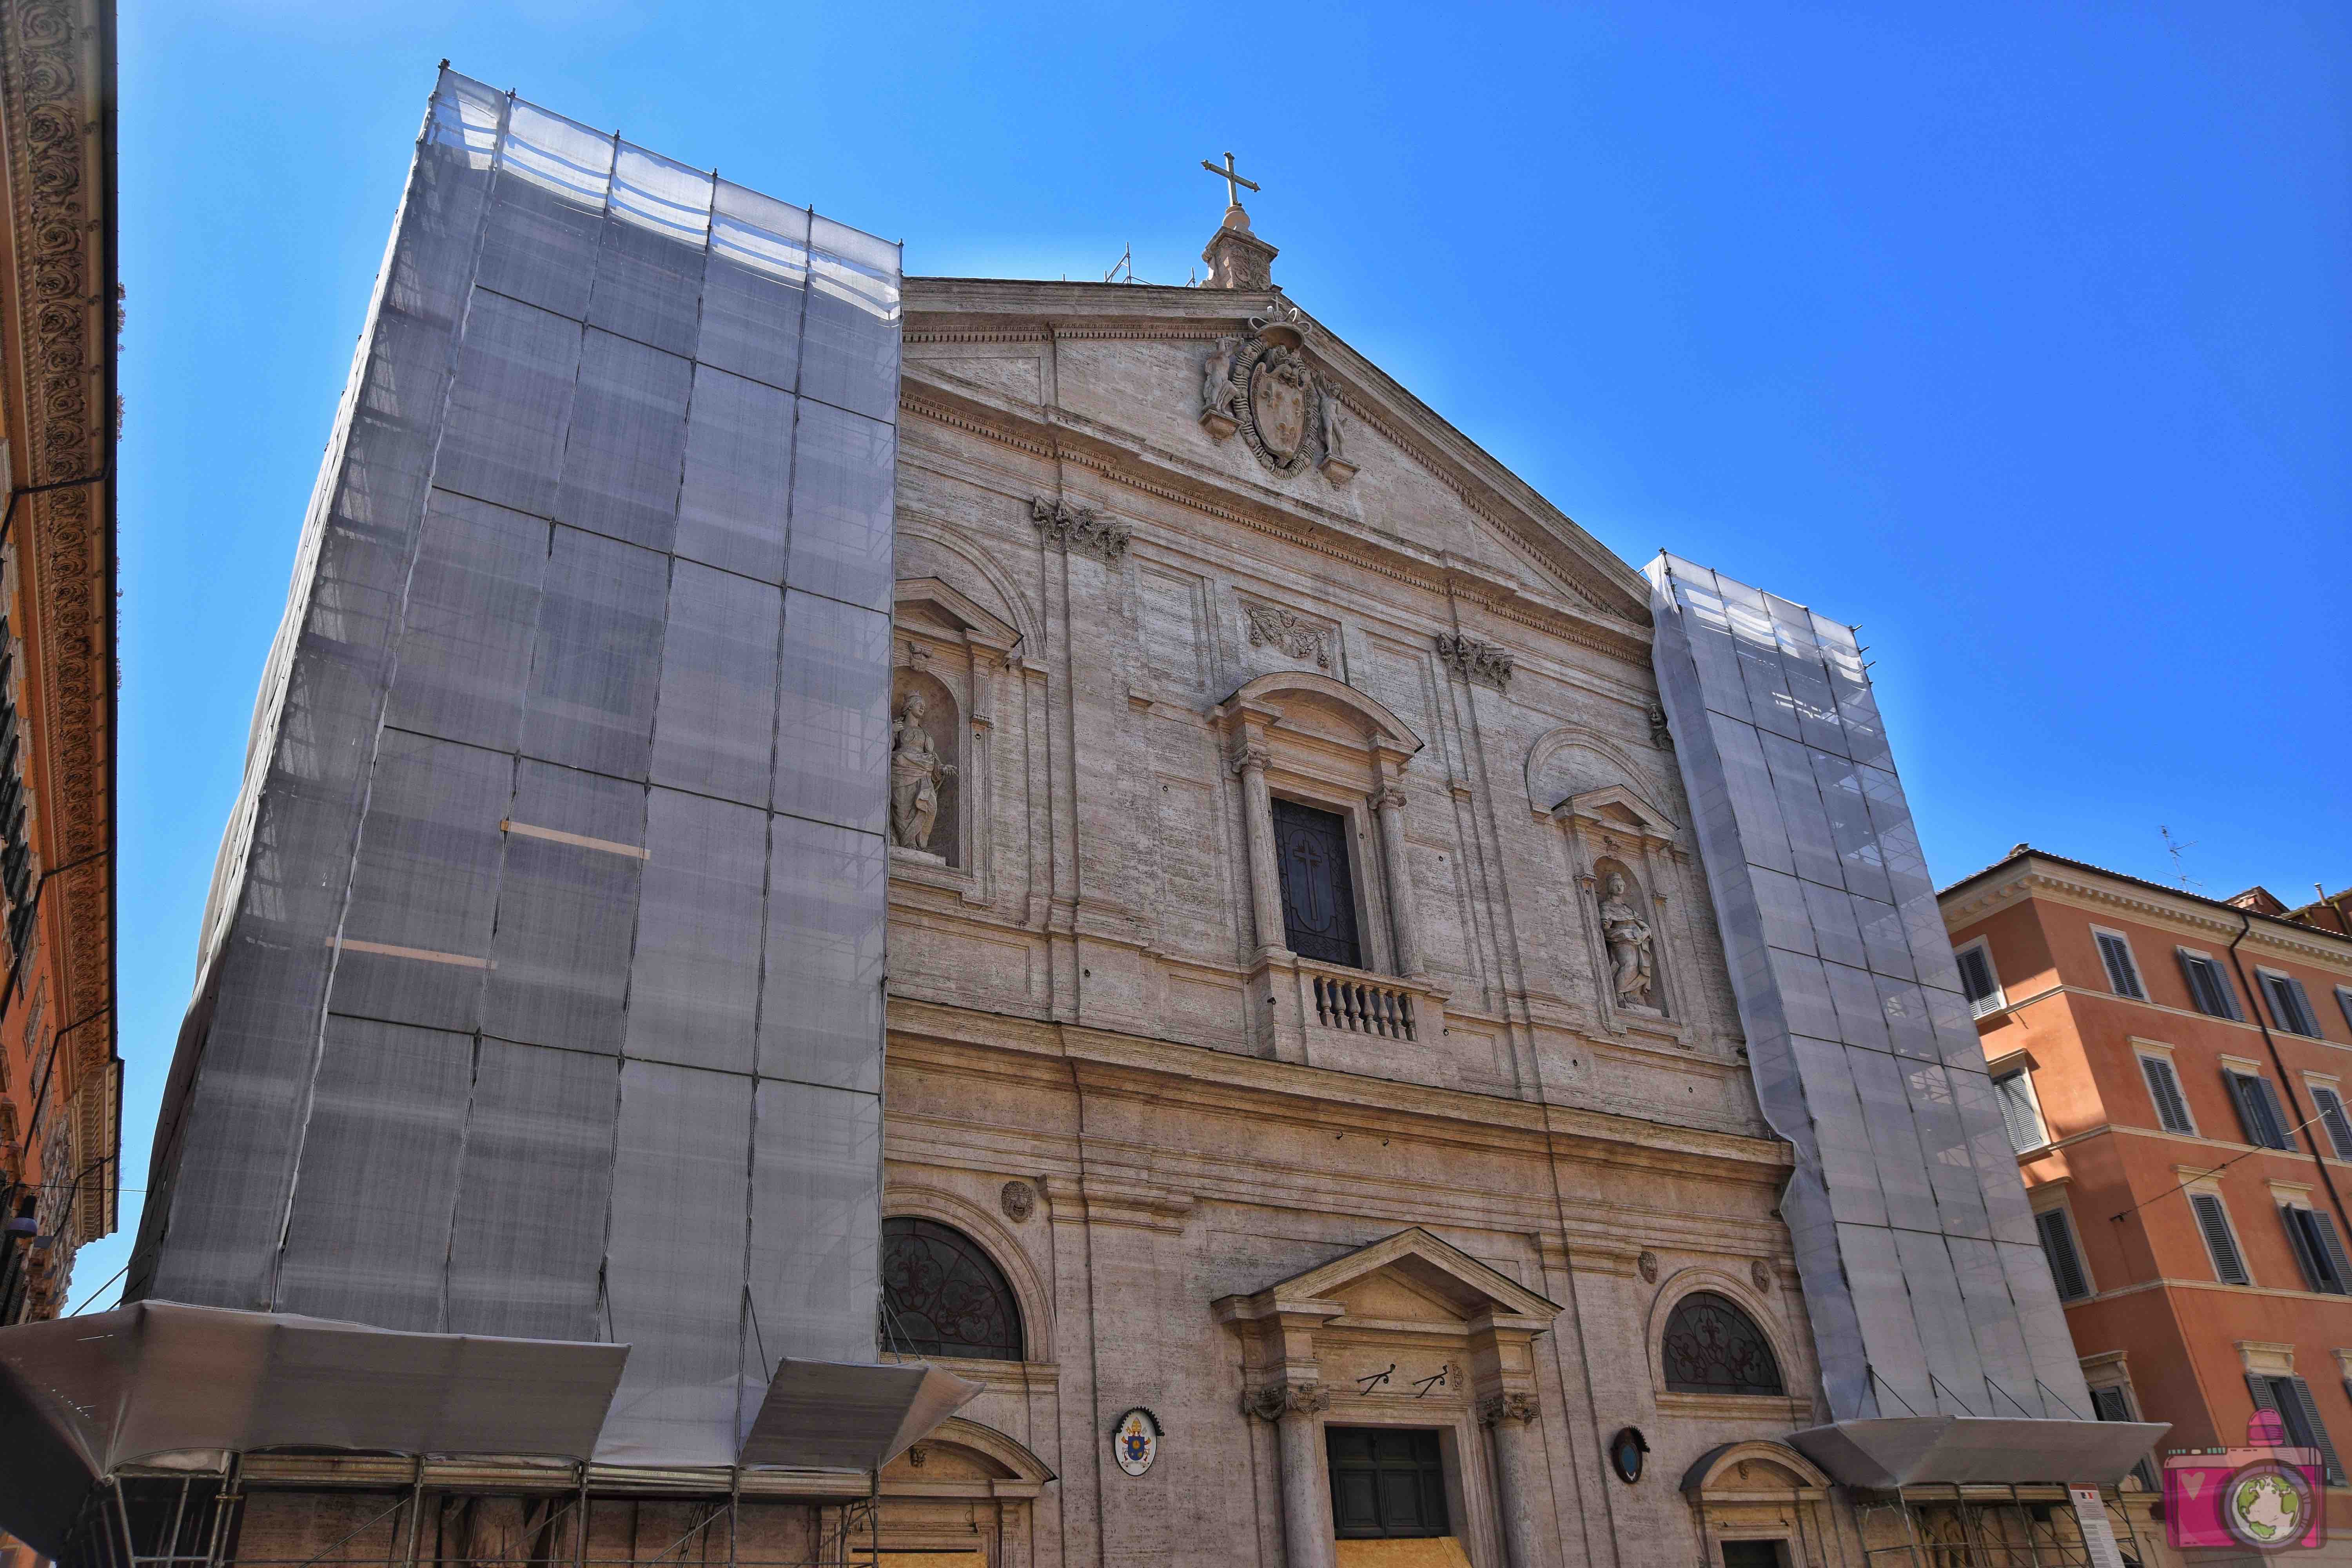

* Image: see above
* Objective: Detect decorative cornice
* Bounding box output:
[1946,865,2352,974]
[900,385,1644,665]
[1029,494,1130,564]
[1434,632,1514,692]
[2,0,115,1246]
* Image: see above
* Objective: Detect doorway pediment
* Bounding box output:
[1214,1227,1561,1330]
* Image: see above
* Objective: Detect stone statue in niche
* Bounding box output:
[890,690,957,855]
[1598,869,1656,1008]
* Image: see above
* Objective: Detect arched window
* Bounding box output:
[1661,1291,1784,1396]
[881,1217,1023,1361]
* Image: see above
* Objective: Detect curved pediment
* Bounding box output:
[1217,671,1424,759]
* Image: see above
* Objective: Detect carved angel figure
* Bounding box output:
[1201,338,1240,421]
[1599,871,1655,1007]
[889,691,956,853]
[1318,377,1346,462]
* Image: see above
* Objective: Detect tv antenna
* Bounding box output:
[2159,826,2200,889]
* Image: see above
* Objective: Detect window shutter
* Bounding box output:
[1957,946,1997,1005]
[2285,1377,2348,1487]
[2192,1193,2250,1284]
[2247,1372,2280,1413]
[2140,1056,2192,1134]
[2097,934,2143,998]
[2309,1209,2352,1294]
[1996,1072,2045,1152]
[2178,952,2240,1019]
[2338,987,2352,1037]
[2315,1086,2352,1160]
[2035,1208,2090,1300]
[2263,974,2321,1037]
[2252,1076,2298,1151]
[2282,1205,2328,1292]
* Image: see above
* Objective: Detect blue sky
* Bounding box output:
[90,2,2348,1308]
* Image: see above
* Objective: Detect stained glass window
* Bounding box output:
[880,1216,1022,1361]
[1661,1290,1784,1396]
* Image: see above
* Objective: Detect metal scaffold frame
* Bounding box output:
[52,1464,894,1568]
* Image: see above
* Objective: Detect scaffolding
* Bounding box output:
[1849,1484,2153,1568]
[54,1463,898,1568]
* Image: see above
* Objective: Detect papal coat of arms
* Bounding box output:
[1111,1406,1161,1476]
[1197,308,1356,483]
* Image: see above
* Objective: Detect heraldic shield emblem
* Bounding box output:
[1249,345,1312,462]
[1111,1406,1161,1476]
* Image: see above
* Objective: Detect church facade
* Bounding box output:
[866,211,1995,1568]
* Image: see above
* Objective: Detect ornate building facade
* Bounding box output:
[0,0,118,1330]
[862,212,2166,1567]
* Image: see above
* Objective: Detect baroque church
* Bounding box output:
[870,193,1836,1568]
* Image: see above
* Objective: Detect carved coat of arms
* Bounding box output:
[1198,306,1357,483]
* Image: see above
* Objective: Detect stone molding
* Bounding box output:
[1029,494,1130,564]
[1241,597,1334,670]
[1477,1392,1540,1426]
[2,0,115,1244]
[1434,632,1514,692]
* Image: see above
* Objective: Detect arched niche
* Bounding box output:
[892,575,1022,904]
[890,667,962,866]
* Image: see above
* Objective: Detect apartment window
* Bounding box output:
[2249,1375,2347,1487]
[2176,949,2242,1021]
[2311,1084,2352,1161]
[2227,1071,2299,1152]
[2281,1202,2352,1295]
[2139,1054,2195,1136]
[2338,986,2352,1037]
[2088,1383,2161,1493]
[2189,1191,2251,1285]
[2258,971,2323,1038]
[1994,1068,2049,1152]
[1955,939,2005,1018]
[2093,929,2146,999]
[2034,1205,2092,1301]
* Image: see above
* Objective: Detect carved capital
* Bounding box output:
[1371,787,1408,814]
[1031,495,1130,564]
[1243,1381,1331,1421]
[1434,632,1513,692]
[1228,742,1271,778]
[1478,1392,1541,1427]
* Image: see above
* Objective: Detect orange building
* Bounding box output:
[0,0,118,1329]
[1942,848,2352,1538]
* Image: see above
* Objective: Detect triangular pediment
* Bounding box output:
[900,279,1653,635]
[894,575,1021,650]
[1244,1227,1561,1324]
[1554,784,1678,843]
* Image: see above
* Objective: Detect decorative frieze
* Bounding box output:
[1242,598,1334,670]
[1434,631,1514,692]
[1031,495,1130,563]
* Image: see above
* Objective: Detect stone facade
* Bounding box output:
[868,256,2000,1568]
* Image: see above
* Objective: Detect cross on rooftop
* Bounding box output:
[1201,151,1259,208]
